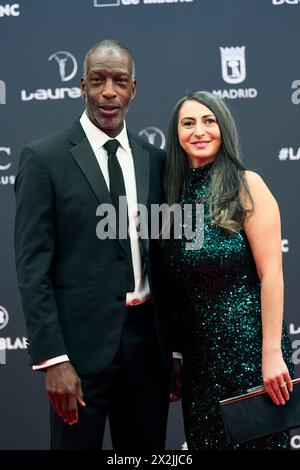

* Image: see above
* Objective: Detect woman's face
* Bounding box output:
[177,100,222,168]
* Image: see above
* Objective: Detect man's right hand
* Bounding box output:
[45,362,86,425]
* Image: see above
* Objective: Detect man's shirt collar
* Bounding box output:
[80,111,131,154]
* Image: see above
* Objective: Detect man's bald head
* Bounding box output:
[82,39,135,80]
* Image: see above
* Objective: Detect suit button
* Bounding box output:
[116,294,125,302]
[117,255,125,261]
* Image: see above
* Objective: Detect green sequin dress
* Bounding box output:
[162,163,293,449]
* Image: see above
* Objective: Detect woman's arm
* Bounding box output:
[242,171,293,405]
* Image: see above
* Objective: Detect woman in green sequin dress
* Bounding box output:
[162,91,294,449]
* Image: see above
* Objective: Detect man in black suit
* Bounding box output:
[14,39,173,450]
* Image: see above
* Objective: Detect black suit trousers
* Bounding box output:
[50,300,170,450]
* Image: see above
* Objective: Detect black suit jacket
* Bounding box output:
[15,119,172,375]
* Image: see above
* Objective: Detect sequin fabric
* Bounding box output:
[161,163,294,449]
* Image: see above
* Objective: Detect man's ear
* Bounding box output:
[80,76,86,98]
[131,80,137,100]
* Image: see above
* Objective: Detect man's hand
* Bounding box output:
[45,362,86,425]
[170,358,182,402]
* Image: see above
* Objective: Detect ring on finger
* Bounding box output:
[279,381,287,388]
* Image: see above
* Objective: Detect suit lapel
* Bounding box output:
[69,135,113,207]
[68,120,123,246]
[68,122,150,254]
[69,123,150,208]
[129,134,150,255]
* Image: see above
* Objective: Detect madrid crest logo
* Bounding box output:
[220,46,246,84]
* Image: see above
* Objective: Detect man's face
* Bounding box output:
[81,48,136,137]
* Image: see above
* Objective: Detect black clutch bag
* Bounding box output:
[219,378,300,446]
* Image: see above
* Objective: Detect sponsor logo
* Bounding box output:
[291,436,300,449]
[290,323,300,365]
[121,0,139,4]
[291,80,300,105]
[273,0,300,4]
[220,46,246,84]
[21,51,81,102]
[212,88,257,100]
[0,147,11,170]
[142,0,193,3]
[0,147,15,185]
[290,324,300,335]
[291,340,300,365]
[212,46,258,100]
[278,147,300,161]
[0,3,20,17]
[93,0,193,6]
[48,51,78,82]
[0,306,9,330]
[0,79,6,104]
[281,239,289,253]
[0,306,28,364]
[0,348,4,364]
[0,337,28,349]
[21,88,81,101]
[139,126,166,149]
[287,323,299,449]
[0,306,8,364]
[94,0,120,5]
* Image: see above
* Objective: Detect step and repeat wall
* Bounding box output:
[0,0,299,450]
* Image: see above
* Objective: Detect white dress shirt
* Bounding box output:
[33,112,150,370]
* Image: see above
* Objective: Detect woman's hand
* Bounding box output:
[262,349,293,405]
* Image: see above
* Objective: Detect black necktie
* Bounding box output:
[104,139,135,292]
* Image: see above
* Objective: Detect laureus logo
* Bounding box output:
[48,51,78,82]
[0,306,9,330]
[139,127,166,149]
[220,46,246,84]
[20,50,81,101]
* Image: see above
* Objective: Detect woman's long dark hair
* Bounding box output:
[164,91,253,233]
